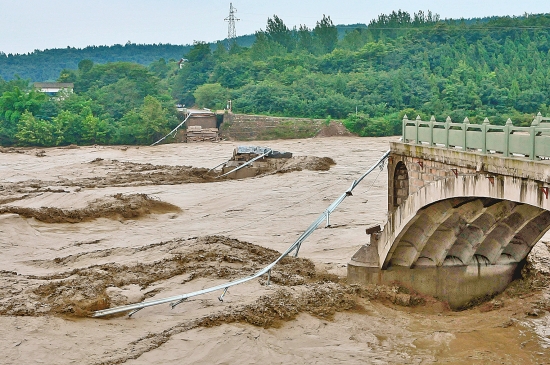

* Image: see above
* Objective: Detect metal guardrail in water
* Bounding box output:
[92,149,390,318]
[150,112,194,146]
[216,149,272,178]
[207,160,230,173]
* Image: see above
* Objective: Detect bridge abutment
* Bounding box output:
[348,245,518,309]
[349,226,520,309]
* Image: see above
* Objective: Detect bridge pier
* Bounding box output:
[348,243,519,309]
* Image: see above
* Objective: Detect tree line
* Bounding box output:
[0,60,179,146]
[0,36,256,82]
[1,11,549,146]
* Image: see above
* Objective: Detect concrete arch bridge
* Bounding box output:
[348,113,550,308]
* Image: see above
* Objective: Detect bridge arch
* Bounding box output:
[378,173,550,269]
[384,195,550,270]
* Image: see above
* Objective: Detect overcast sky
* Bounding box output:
[1,0,548,55]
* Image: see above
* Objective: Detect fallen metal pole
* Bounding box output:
[292,180,355,257]
[92,149,390,318]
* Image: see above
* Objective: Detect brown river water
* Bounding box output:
[0,136,549,364]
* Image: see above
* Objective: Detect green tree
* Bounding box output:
[296,25,314,53]
[343,113,393,136]
[148,58,172,78]
[15,111,63,146]
[249,31,288,61]
[54,110,83,145]
[186,41,212,63]
[313,15,338,54]
[0,87,47,145]
[139,96,170,142]
[78,59,94,73]
[0,77,30,94]
[265,15,294,51]
[193,83,229,109]
[340,28,369,51]
[57,69,78,83]
[81,113,109,144]
[172,42,214,105]
[117,96,172,145]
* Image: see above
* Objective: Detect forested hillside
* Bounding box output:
[176,12,549,136]
[1,11,549,146]
[0,34,256,82]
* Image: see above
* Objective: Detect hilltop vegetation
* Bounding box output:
[1,11,550,146]
[0,34,257,82]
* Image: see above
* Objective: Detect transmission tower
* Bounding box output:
[224,3,239,50]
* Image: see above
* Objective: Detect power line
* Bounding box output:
[224,3,240,50]
[359,25,550,31]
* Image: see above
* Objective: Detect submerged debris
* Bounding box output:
[217,146,335,179]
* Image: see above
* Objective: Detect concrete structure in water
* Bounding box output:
[220,146,293,179]
[348,113,550,308]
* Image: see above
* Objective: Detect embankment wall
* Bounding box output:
[220,113,327,141]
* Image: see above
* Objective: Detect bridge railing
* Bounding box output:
[402,112,550,160]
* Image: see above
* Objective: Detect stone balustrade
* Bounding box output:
[402,112,550,160]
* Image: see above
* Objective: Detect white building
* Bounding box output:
[34,82,74,96]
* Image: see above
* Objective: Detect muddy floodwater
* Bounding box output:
[0,136,549,364]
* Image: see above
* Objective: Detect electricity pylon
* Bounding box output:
[224,3,239,50]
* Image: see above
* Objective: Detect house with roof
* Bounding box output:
[34,82,74,96]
